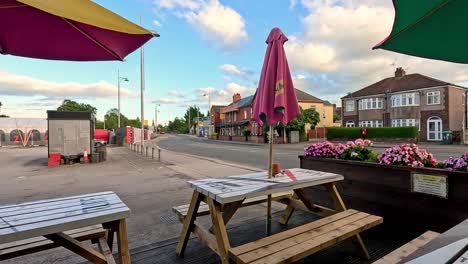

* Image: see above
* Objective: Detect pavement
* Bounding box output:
[0,144,282,264]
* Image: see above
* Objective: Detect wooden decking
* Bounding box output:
[78,210,425,264]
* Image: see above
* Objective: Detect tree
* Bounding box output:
[94,108,142,130]
[183,106,204,124]
[333,112,341,122]
[57,99,97,115]
[276,108,320,142]
[167,117,188,133]
[0,114,9,118]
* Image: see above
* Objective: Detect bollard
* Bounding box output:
[158,148,161,162]
[152,147,154,159]
[146,146,148,156]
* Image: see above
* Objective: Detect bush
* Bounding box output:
[242,129,251,137]
[327,127,419,140]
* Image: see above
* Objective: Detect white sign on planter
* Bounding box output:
[411,173,448,199]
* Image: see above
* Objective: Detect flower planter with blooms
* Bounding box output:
[300,140,468,232]
[304,139,465,171]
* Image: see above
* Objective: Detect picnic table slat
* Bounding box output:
[0,196,123,221]
[0,192,115,212]
[189,168,343,204]
[0,192,130,245]
[0,203,127,230]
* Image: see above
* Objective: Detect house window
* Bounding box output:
[345,121,355,127]
[391,93,420,107]
[234,113,237,121]
[358,98,383,110]
[427,91,441,105]
[391,119,420,130]
[244,110,247,119]
[359,120,383,127]
[345,101,354,112]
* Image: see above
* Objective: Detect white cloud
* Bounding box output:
[167,90,185,97]
[0,71,137,98]
[152,19,162,27]
[154,0,248,51]
[157,0,201,10]
[284,0,468,104]
[153,98,181,104]
[220,64,244,76]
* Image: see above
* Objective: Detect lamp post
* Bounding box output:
[154,103,160,135]
[117,70,129,128]
[203,91,211,136]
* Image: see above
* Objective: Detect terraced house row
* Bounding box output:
[342,68,468,142]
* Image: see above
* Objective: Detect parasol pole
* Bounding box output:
[266,125,273,235]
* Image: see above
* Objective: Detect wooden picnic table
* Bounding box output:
[175,168,379,264]
[0,191,131,264]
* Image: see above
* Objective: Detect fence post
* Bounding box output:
[152,147,154,159]
[158,148,161,162]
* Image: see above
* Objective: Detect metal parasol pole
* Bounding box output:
[266,125,273,235]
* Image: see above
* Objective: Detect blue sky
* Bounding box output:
[2,0,468,125]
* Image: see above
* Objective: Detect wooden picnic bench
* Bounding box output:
[0,191,131,264]
[373,231,440,264]
[174,168,383,264]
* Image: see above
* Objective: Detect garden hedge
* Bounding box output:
[327,127,419,140]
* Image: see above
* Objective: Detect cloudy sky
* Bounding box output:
[2,0,468,124]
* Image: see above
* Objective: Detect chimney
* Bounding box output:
[233,93,241,102]
[395,67,406,78]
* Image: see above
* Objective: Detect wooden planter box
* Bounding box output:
[299,156,468,232]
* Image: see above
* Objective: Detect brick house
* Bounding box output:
[209,105,224,135]
[216,89,334,143]
[218,93,264,142]
[342,68,468,142]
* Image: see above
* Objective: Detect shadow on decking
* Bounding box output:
[93,210,423,264]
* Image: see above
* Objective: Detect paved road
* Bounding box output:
[157,135,307,169]
[157,134,468,169]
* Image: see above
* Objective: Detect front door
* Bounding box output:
[427,117,442,141]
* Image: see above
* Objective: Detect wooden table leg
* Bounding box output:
[116,219,131,264]
[102,221,118,252]
[176,191,203,257]
[207,197,231,264]
[98,237,117,264]
[325,182,370,259]
[45,232,106,264]
[209,199,244,233]
[279,194,297,225]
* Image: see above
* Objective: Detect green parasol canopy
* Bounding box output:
[373,0,468,63]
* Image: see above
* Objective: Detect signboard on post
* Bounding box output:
[411,173,448,199]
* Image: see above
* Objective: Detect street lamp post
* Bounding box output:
[203,91,211,136]
[154,103,160,135]
[117,70,129,128]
